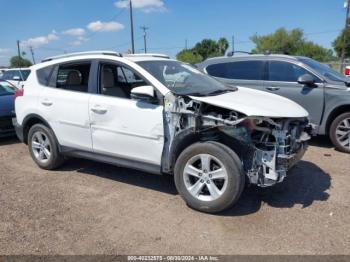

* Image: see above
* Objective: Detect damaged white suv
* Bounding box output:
[14,51,312,213]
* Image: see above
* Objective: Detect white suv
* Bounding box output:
[14,51,311,213]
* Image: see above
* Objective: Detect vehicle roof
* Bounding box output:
[5,68,31,71]
[204,54,307,62]
[32,52,174,70]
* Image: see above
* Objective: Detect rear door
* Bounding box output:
[265,60,324,125]
[38,60,93,151]
[204,60,266,90]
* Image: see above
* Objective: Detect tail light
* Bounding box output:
[345,68,350,76]
[14,89,24,100]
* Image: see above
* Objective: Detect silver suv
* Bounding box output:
[198,54,350,153]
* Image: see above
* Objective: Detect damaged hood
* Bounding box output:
[189,86,308,118]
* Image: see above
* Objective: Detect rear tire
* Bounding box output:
[330,112,350,153]
[28,124,65,170]
[174,142,245,213]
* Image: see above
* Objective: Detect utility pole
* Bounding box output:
[340,0,350,73]
[185,39,188,50]
[129,0,135,54]
[17,40,21,59]
[29,46,36,64]
[140,25,149,53]
[232,35,235,53]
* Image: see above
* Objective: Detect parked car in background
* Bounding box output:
[1,68,31,89]
[0,79,16,137]
[0,68,8,78]
[198,54,350,153]
[14,51,311,213]
[345,65,350,77]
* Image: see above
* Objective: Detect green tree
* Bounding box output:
[10,56,32,67]
[176,50,203,64]
[332,19,350,59]
[176,37,230,63]
[251,28,333,62]
[217,37,229,55]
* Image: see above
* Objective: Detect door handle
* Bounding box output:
[41,99,53,106]
[91,106,107,114]
[266,87,280,91]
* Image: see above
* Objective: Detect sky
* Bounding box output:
[0,0,348,66]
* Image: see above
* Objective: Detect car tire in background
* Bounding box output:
[28,124,65,170]
[174,142,245,213]
[330,112,350,153]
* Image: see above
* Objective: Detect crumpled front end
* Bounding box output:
[227,118,311,187]
[162,93,312,187]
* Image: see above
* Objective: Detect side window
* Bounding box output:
[37,66,54,86]
[100,63,148,99]
[51,62,91,92]
[268,61,318,82]
[206,61,265,80]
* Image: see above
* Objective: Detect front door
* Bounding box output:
[89,62,164,165]
[264,60,324,126]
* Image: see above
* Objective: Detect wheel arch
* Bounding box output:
[22,114,53,145]
[167,128,244,174]
[325,104,350,135]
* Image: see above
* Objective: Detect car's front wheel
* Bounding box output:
[28,124,65,170]
[174,142,245,213]
[330,112,350,153]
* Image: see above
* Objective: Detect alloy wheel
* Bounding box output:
[183,154,228,202]
[31,131,52,164]
[335,117,350,149]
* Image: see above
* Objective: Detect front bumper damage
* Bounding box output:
[162,94,313,187]
[245,130,309,187]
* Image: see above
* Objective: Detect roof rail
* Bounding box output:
[124,53,170,59]
[41,50,122,62]
[227,51,253,57]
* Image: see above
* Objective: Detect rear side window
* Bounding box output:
[206,61,265,80]
[50,62,91,93]
[268,61,317,82]
[37,66,54,86]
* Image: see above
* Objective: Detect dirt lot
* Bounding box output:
[0,136,349,255]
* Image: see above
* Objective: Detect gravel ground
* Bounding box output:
[0,136,349,255]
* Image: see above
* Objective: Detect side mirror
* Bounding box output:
[131,85,157,103]
[13,76,21,81]
[298,74,316,86]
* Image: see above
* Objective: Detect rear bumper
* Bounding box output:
[12,118,24,142]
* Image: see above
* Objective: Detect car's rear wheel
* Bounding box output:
[28,124,65,170]
[330,112,350,153]
[174,142,244,213]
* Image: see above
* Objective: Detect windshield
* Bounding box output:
[137,60,236,96]
[299,58,346,83]
[2,69,31,81]
[0,81,16,96]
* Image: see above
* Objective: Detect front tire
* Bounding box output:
[330,112,350,153]
[174,142,245,213]
[28,124,65,170]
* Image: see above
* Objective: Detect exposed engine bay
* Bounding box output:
[162,93,312,187]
